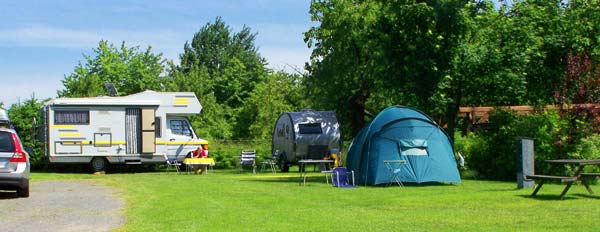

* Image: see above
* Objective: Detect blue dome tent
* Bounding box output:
[346,106,461,185]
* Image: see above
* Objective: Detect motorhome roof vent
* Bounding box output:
[105,83,118,97]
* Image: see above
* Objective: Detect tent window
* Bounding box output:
[54,110,89,125]
[299,123,322,134]
[398,139,428,156]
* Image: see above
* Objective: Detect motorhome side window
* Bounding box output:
[299,123,322,134]
[170,119,192,137]
[155,117,161,138]
[54,110,89,125]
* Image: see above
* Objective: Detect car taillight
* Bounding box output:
[9,133,27,163]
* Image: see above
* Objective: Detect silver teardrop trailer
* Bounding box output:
[271,109,342,172]
[40,90,208,172]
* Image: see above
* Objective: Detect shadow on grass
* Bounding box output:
[572,193,600,199]
[32,163,167,174]
[239,176,301,183]
[237,175,460,188]
[518,194,579,201]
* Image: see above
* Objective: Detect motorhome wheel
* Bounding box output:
[90,157,108,172]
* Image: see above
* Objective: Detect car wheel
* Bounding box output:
[17,180,30,198]
[90,157,108,172]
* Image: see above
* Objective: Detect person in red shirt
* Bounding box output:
[191,145,208,174]
[193,146,207,158]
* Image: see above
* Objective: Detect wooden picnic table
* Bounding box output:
[526,159,600,199]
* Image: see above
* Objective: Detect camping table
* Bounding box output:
[298,159,333,186]
[183,158,215,175]
[383,160,406,187]
[527,159,600,199]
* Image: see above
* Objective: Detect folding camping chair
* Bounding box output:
[260,152,277,174]
[332,167,356,188]
[163,154,181,174]
[239,150,257,174]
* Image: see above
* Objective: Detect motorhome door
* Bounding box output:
[166,118,197,158]
[125,108,156,154]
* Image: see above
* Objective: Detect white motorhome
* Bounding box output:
[40,90,208,171]
[0,107,9,128]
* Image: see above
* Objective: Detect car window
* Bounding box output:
[0,131,15,152]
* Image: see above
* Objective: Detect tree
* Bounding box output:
[165,64,233,139]
[239,72,306,139]
[178,17,268,109]
[7,96,45,167]
[59,40,168,97]
[305,0,470,138]
[173,17,270,139]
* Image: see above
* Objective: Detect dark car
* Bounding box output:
[0,128,30,197]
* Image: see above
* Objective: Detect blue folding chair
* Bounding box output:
[332,167,356,188]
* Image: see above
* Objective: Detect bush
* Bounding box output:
[459,109,575,180]
[208,139,271,169]
[7,98,45,168]
[570,134,600,173]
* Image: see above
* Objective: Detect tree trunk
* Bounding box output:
[445,82,463,145]
[349,89,369,137]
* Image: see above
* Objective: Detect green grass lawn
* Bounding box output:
[31,170,600,231]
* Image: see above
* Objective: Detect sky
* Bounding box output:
[0,0,314,107]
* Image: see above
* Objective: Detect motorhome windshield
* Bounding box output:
[170,119,193,137]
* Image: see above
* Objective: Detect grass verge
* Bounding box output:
[31,170,600,231]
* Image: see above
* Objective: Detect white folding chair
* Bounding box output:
[164,154,181,174]
[239,150,257,174]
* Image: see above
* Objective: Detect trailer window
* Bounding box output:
[155,117,161,138]
[170,120,192,137]
[299,123,322,134]
[54,110,89,125]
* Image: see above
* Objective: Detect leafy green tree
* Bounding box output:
[564,0,600,59]
[59,40,168,97]
[305,0,470,137]
[173,17,270,139]
[165,64,233,139]
[7,96,45,167]
[179,17,268,109]
[239,72,306,139]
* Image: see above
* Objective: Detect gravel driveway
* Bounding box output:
[0,180,124,232]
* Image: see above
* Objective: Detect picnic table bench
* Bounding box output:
[525,159,600,199]
[580,173,600,194]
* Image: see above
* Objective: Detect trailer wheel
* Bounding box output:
[90,157,108,172]
[279,154,289,173]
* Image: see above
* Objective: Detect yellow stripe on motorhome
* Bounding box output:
[173,98,190,105]
[94,141,126,145]
[156,141,208,145]
[50,125,75,129]
[59,133,82,137]
[60,141,82,145]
